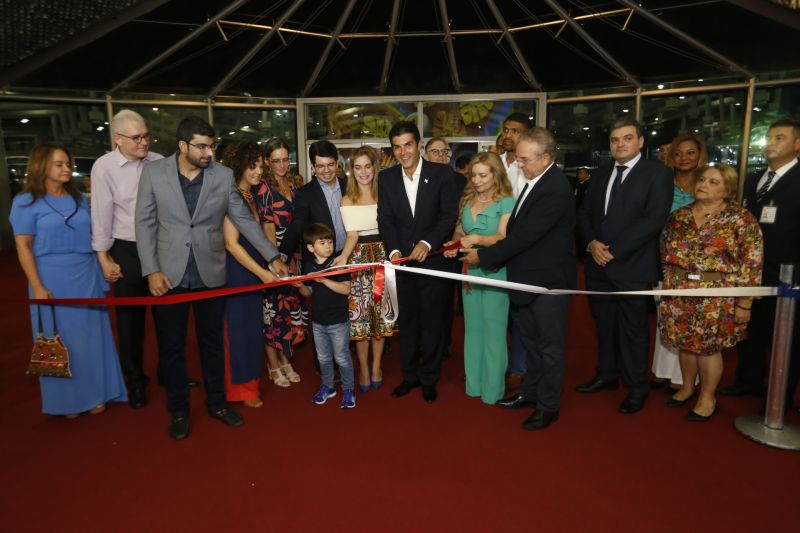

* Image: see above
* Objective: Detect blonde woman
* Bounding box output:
[444,152,515,404]
[338,146,397,392]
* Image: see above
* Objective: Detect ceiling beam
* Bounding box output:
[725,0,800,31]
[209,0,306,99]
[437,0,462,92]
[543,0,639,88]
[1,0,171,88]
[108,0,250,94]
[484,0,543,91]
[379,0,402,94]
[300,0,358,97]
[616,0,754,78]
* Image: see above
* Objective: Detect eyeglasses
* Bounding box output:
[427,148,451,157]
[269,158,290,165]
[117,132,151,144]
[188,142,218,152]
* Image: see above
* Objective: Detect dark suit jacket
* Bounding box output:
[480,164,576,306]
[577,157,673,284]
[742,159,800,285]
[377,159,459,271]
[279,176,347,261]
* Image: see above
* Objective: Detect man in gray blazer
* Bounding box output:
[136,116,287,440]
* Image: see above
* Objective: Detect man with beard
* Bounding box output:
[136,116,288,440]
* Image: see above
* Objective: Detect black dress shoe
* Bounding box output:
[667,391,696,408]
[168,413,190,440]
[522,409,559,430]
[575,377,619,393]
[663,385,682,396]
[716,384,763,397]
[422,385,438,403]
[391,381,420,398]
[686,405,717,422]
[496,394,537,409]
[209,407,244,427]
[128,386,147,409]
[188,378,200,389]
[618,394,647,414]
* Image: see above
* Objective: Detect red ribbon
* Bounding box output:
[4,242,464,307]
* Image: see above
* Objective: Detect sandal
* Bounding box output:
[280,363,301,383]
[269,367,290,388]
[89,403,106,415]
[243,397,264,408]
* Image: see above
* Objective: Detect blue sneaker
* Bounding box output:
[340,388,356,409]
[312,385,336,405]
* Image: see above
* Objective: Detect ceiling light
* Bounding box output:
[753,107,761,112]
[657,84,665,89]
[622,109,629,113]
[654,117,659,121]
[651,131,657,135]
[20,118,29,124]
[242,125,250,129]
[582,127,590,131]
[96,126,104,131]
[698,78,704,82]
[678,96,685,100]
[228,131,235,135]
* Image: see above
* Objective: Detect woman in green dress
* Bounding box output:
[445,152,515,404]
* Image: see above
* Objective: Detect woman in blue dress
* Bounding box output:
[10,143,127,418]
[445,152,515,404]
[221,140,279,408]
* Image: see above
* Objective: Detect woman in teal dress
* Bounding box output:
[10,144,127,417]
[445,152,515,404]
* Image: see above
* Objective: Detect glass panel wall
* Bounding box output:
[745,84,800,176]
[1,101,110,196]
[422,99,537,139]
[212,107,298,170]
[640,90,747,167]
[306,102,417,140]
[547,99,635,184]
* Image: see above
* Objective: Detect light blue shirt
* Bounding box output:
[317,177,346,253]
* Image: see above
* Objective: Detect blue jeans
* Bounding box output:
[508,304,527,376]
[312,321,354,390]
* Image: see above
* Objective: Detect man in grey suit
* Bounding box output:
[136,116,287,440]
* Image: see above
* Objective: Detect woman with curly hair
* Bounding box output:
[254,138,308,388]
[221,140,279,408]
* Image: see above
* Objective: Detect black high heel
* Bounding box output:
[667,390,697,408]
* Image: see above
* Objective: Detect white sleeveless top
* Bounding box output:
[340,204,379,236]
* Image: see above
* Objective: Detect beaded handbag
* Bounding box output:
[27,305,72,379]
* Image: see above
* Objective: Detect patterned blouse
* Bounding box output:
[659,203,763,355]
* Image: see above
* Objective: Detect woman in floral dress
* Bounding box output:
[255,138,308,388]
[337,146,396,392]
[659,164,763,421]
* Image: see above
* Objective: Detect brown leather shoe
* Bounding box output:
[505,373,524,390]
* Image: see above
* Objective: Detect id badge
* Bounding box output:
[760,205,777,224]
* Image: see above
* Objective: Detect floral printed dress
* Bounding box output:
[255,179,308,357]
[659,204,763,355]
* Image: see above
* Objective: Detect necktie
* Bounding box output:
[607,165,627,212]
[755,170,777,203]
[512,181,530,217]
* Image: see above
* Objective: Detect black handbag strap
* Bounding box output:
[35,305,58,336]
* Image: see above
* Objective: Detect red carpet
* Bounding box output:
[0,250,798,532]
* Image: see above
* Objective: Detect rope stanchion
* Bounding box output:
[735,264,800,451]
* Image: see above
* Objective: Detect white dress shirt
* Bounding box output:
[513,162,554,216]
[757,157,798,191]
[604,152,642,214]
[389,157,431,258]
[501,152,524,198]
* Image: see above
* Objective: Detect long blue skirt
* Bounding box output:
[29,253,127,415]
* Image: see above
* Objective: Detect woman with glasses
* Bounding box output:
[255,138,308,388]
[337,146,396,392]
[425,137,451,165]
[10,144,127,417]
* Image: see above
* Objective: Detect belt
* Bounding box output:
[673,266,724,282]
